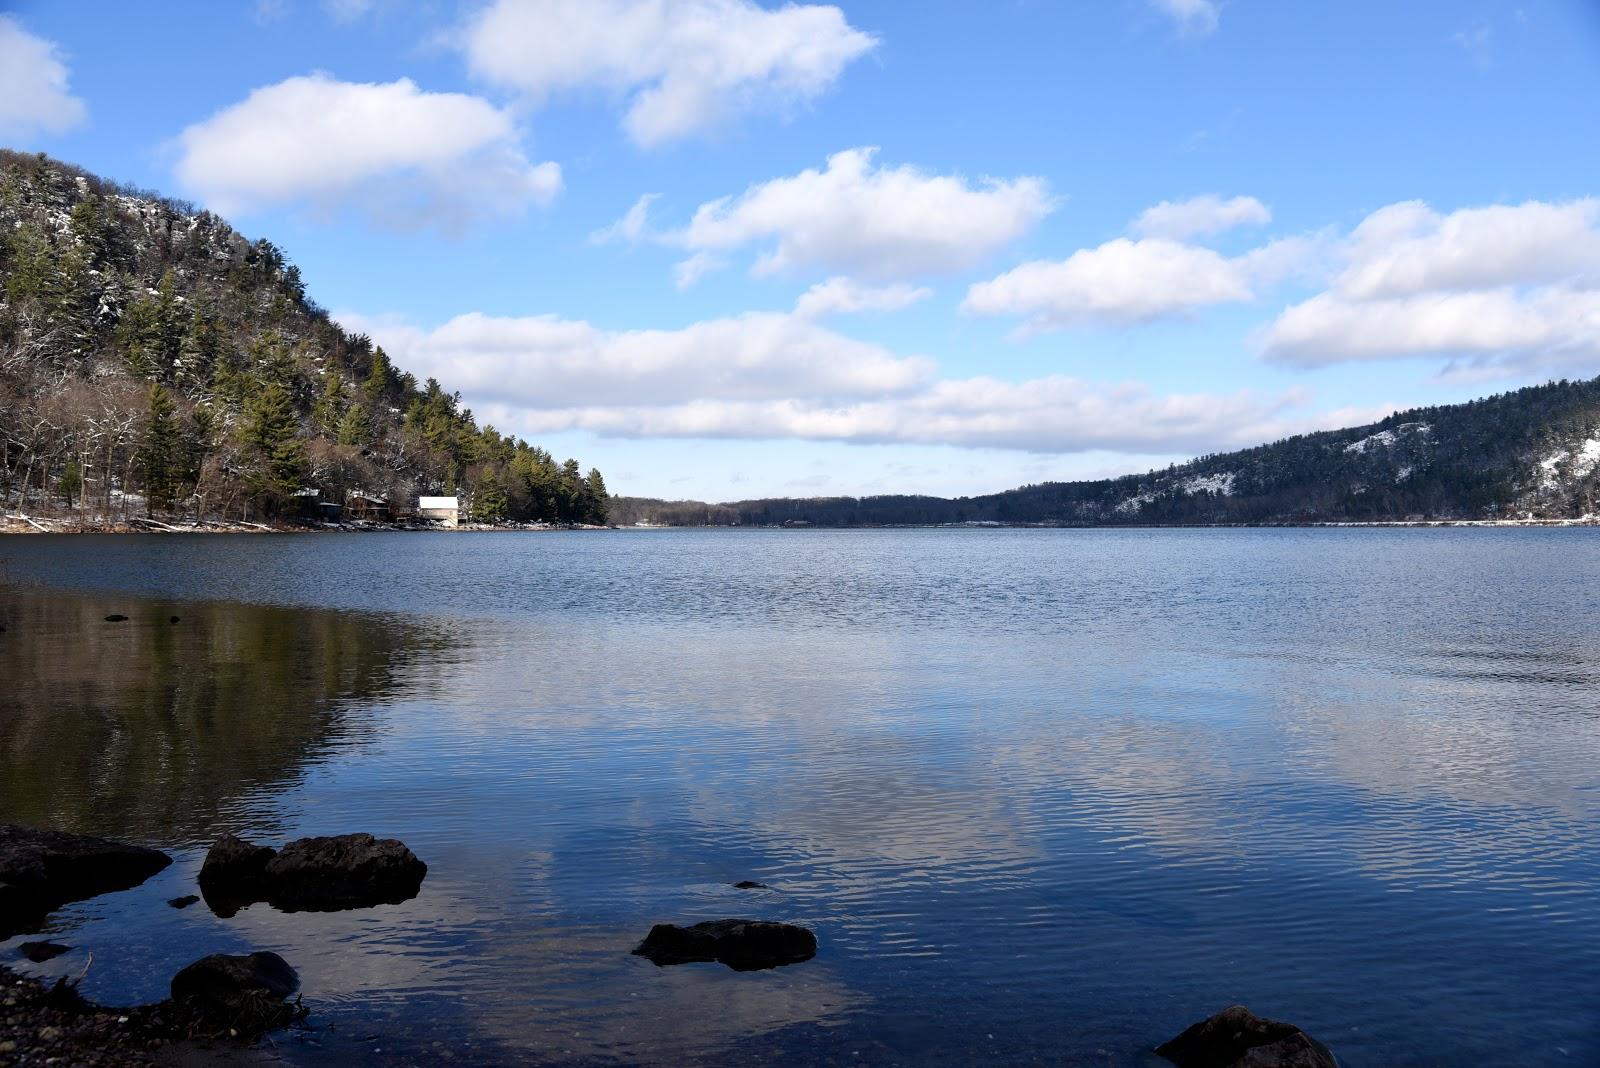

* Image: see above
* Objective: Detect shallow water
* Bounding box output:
[1,528,1598,1066]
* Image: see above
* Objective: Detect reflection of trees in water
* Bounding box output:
[0,587,445,845]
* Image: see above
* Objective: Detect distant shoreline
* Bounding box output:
[6,515,1597,535]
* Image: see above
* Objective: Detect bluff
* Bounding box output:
[0,150,607,527]
[614,377,1600,527]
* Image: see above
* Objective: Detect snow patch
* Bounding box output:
[1179,472,1235,496]
[1345,421,1431,455]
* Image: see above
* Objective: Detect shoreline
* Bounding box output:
[5,515,1596,535]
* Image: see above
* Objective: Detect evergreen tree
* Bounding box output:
[141,382,181,514]
[337,401,370,447]
[58,457,82,508]
[583,468,610,524]
[239,377,307,509]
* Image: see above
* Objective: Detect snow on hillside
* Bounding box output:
[1344,422,1432,455]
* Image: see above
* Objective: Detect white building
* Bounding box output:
[416,495,460,527]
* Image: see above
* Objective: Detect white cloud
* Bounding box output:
[668,147,1053,281]
[590,193,660,244]
[1261,199,1600,373]
[174,74,560,230]
[794,277,932,319]
[458,0,876,146]
[505,379,1304,455]
[1263,287,1600,370]
[1151,0,1220,35]
[1132,194,1270,239]
[338,309,934,410]
[1337,199,1600,299]
[963,237,1255,329]
[673,251,727,291]
[0,16,87,139]
[342,307,1316,457]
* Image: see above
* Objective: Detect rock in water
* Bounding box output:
[103,614,128,622]
[198,834,278,893]
[633,918,817,971]
[265,834,427,911]
[18,941,70,962]
[1156,1005,1339,1068]
[170,952,300,1035]
[732,880,769,889]
[0,824,171,937]
[168,894,199,909]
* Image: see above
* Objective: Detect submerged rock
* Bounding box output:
[1156,1005,1338,1068]
[633,918,817,971]
[170,952,300,1035]
[199,832,425,914]
[732,880,769,890]
[18,941,70,962]
[103,614,128,622]
[167,895,199,909]
[0,824,171,936]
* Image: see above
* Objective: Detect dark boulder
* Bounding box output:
[633,918,817,971]
[168,894,200,909]
[170,952,300,1035]
[1156,1005,1338,1068]
[0,824,171,936]
[104,614,128,622]
[199,834,277,893]
[265,833,426,911]
[18,941,70,962]
[732,880,769,889]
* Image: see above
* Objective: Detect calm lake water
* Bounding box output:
[2,529,1599,1066]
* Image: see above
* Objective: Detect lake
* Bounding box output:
[2,528,1598,1066]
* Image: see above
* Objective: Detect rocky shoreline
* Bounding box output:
[3,822,1340,1066]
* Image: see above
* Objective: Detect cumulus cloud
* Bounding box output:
[1336,199,1600,298]
[794,277,932,319]
[964,238,1253,330]
[174,74,561,230]
[337,309,934,410]
[458,0,876,146]
[1262,199,1600,373]
[1151,0,1220,35]
[0,16,87,139]
[342,307,1315,456]
[1132,194,1269,239]
[646,147,1052,283]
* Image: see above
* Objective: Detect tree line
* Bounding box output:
[0,150,609,527]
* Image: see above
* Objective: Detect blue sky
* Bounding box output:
[3,0,1599,500]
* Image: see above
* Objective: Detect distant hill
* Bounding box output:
[613,376,1600,527]
[0,150,607,527]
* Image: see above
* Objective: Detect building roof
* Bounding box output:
[417,496,459,510]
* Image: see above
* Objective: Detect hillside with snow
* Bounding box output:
[615,378,1600,526]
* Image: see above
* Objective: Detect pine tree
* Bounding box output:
[239,377,307,510]
[337,401,369,447]
[583,467,610,525]
[141,382,180,514]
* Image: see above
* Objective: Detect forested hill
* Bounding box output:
[614,376,1600,527]
[0,150,608,526]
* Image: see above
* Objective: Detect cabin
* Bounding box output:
[345,492,390,522]
[416,495,460,527]
[291,488,342,522]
